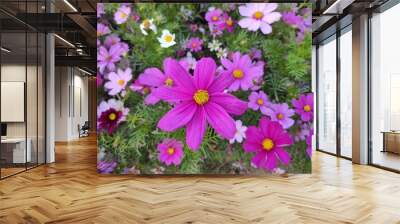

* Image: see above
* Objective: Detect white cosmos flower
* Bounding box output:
[216,48,228,59]
[158,30,176,48]
[229,120,247,144]
[140,19,157,35]
[208,39,222,52]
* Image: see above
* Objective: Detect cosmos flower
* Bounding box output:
[186,37,203,52]
[157,139,184,166]
[248,91,270,114]
[219,13,235,33]
[104,68,132,96]
[264,103,295,129]
[282,11,303,28]
[220,52,264,91]
[243,117,293,171]
[97,3,105,18]
[154,57,247,150]
[140,19,157,35]
[238,3,281,34]
[292,93,313,122]
[97,99,129,134]
[249,48,262,60]
[114,5,131,24]
[158,30,176,48]
[229,120,247,144]
[97,45,123,73]
[97,161,117,174]
[205,8,224,25]
[104,34,121,47]
[130,80,159,105]
[306,128,313,158]
[97,23,111,37]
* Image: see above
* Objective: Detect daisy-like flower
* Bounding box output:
[292,93,313,122]
[221,52,264,91]
[249,48,262,60]
[219,13,235,33]
[208,39,222,52]
[238,3,281,34]
[140,19,157,35]
[264,103,295,129]
[157,139,184,166]
[248,91,270,114]
[114,5,131,24]
[216,48,228,59]
[130,80,158,105]
[154,57,247,150]
[186,37,203,52]
[97,99,129,134]
[158,30,176,48]
[97,23,111,37]
[137,58,179,105]
[104,34,121,47]
[229,120,247,144]
[243,117,293,171]
[205,8,224,25]
[104,68,132,96]
[97,44,123,73]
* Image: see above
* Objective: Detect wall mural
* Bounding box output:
[97,3,313,175]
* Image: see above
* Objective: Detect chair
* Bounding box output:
[78,121,90,138]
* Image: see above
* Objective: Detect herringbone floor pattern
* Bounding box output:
[0,135,400,224]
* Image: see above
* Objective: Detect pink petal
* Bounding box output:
[211,93,247,115]
[157,101,197,132]
[238,54,252,68]
[239,18,261,31]
[144,93,160,105]
[265,152,277,170]
[204,102,235,139]
[186,107,207,151]
[221,58,234,69]
[275,148,291,165]
[138,68,165,87]
[238,5,253,17]
[260,23,272,34]
[208,71,235,93]
[152,86,193,102]
[163,58,195,91]
[263,12,281,24]
[263,3,278,13]
[194,57,216,89]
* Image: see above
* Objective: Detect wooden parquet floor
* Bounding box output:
[0,135,400,224]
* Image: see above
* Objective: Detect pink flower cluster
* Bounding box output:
[205,8,235,36]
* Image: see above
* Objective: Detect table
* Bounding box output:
[381,131,400,154]
[1,138,31,163]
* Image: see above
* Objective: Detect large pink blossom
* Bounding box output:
[154,57,247,150]
[238,3,281,34]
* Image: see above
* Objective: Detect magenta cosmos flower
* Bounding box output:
[130,79,159,105]
[154,57,247,150]
[114,5,131,24]
[137,58,180,105]
[248,91,270,114]
[243,117,293,171]
[264,103,295,129]
[104,68,132,96]
[97,45,123,73]
[97,99,129,134]
[292,93,313,122]
[186,37,203,52]
[97,23,111,37]
[205,8,224,25]
[238,3,281,34]
[221,52,263,91]
[157,139,184,166]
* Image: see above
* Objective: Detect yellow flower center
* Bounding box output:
[193,90,209,105]
[164,35,173,43]
[143,87,150,94]
[277,113,284,120]
[143,19,150,29]
[164,78,173,87]
[232,69,244,79]
[212,16,219,21]
[262,138,274,151]
[226,18,233,26]
[257,99,264,105]
[167,147,175,155]
[108,113,117,121]
[120,12,127,19]
[117,79,125,86]
[253,11,264,20]
[304,105,311,112]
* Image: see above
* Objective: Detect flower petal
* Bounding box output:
[186,107,207,151]
[144,93,160,105]
[265,152,277,171]
[260,23,272,34]
[138,68,165,87]
[274,148,291,165]
[263,3,278,13]
[163,57,195,90]
[204,102,236,139]
[157,101,197,132]
[208,71,235,93]
[211,93,247,115]
[194,57,216,89]
[263,12,281,24]
[152,86,193,102]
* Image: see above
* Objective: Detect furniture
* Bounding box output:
[1,138,31,164]
[382,131,400,154]
[78,121,90,138]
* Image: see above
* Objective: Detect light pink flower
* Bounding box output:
[238,3,281,34]
[104,68,132,96]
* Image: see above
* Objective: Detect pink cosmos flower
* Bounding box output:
[264,103,295,129]
[97,73,103,87]
[104,68,132,96]
[97,99,129,134]
[248,91,270,114]
[243,117,293,171]
[154,57,247,150]
[97,23,111,37]
[293,121,310,142]
[130,80,158,105]
[186,37,203,52]
[97,3,104,18]
[137,58,180,105]
[292,93,313,122]
[114,5,131,24]
[104,34,121,47]
[249,48,262,60]
[157,138,184,166]
[205,8,224,25]
[221,52,263,91]
[97,45,123,73]
[238,3,281,34]
[217,13,235,33]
